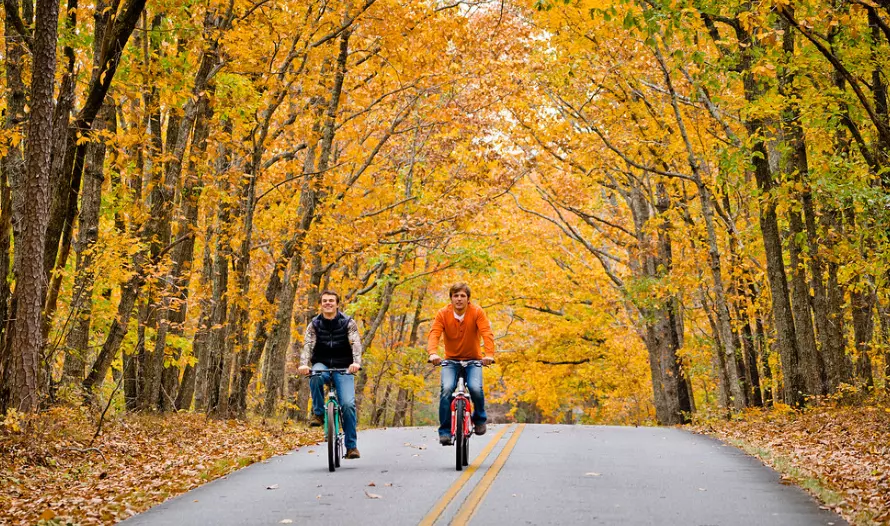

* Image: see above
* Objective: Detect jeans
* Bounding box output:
[439,361,486,438]
[310,363,358,449]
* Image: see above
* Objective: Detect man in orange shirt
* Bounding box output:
[428,283,495,445]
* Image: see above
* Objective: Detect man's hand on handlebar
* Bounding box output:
[348,363,361,374]
[298,365,311,376]
[482,356,495,366]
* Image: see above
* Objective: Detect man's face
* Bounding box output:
[320,294,338,317]
[451,290,469,312]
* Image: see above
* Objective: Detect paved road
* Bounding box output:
[122,424,845,526]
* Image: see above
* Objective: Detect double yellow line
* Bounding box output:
[419,423,526,526]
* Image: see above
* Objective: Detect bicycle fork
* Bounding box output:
[450,396,473,436]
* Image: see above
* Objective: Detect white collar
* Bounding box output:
[453,310,466,322]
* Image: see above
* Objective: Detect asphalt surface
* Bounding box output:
[121,424,846,526]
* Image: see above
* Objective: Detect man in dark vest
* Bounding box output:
[297,290,363,459]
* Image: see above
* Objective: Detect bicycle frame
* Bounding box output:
[309,368,351,472]
[324,390,341,436]
[438,359,483,470]
[439,359,483,436]
[450,377,474,438]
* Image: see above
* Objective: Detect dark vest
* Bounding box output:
[311,312,353,368]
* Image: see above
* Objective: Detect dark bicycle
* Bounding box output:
[437,359,483,471]
[309,369,352,472]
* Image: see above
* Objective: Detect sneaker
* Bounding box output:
[439,435,453,446]
[344,448,361,459]
[309,414,324,427]
[474,422,487,436]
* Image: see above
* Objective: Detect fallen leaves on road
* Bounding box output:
[0,406,318,525]
[697,397,890,526]
[364,490,382,499]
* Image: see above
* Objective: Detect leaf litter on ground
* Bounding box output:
[695,396,890,526]
[0,406,319,525]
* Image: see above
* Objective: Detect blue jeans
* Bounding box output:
[439,361,486,438]
[310,363,358,449]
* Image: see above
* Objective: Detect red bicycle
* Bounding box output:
[438,359,482,471]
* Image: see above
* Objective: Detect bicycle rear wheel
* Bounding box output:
[327,403,337,472]
[454,399,466,471]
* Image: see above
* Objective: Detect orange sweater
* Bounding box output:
[427,303,495,360]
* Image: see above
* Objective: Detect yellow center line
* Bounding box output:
[450,423,526,526]
[418,424,513,526]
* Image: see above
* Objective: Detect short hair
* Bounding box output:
[449,283,471,299]
[319,290,340,304]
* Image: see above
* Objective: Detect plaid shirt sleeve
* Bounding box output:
[348,319,363,366]
[299,323,316,367]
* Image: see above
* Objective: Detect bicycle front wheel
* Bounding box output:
[454,399,466,471]
[327,403,337,472]
[335,408,342,468]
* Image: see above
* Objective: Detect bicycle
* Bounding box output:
[436,359,484,471]
[308,369,352,472]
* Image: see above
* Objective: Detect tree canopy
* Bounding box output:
[0,0,888,427]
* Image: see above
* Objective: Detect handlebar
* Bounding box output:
[308,368,355,376]
[433,359,490,367]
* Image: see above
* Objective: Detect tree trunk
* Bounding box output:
[158,95,214,411]
[123,300,145,411]
[850,285,876,387]
[62,101,115,383]
[238,29,352,417]
[205,236,231,416]
[737,302,763,407]
[868,8,889,166]
[207,161,234,418]
[371,383,392,427]
[818,35,857,393]
[202,245,229,415]
[183,235,214,412]
[391,277,429,427]
[655,50,743,410]
[7,0,61,412]
[702,288,731,409]
[0,0,27,378]
[803,184,831,395]
[823,249,852,390]
[150,23,223,411]
[391,387,409,427]
[778,17,824,397]
[286,375,307,421]
[43,0,148,313]
[641,279,690,423]
[752,153,804,406]
[728,22,805,407]
[82,264,144,392]
[0,167,11,365]
[41,0,78,344]
[210,320,235,419]
[262,257,300,417]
